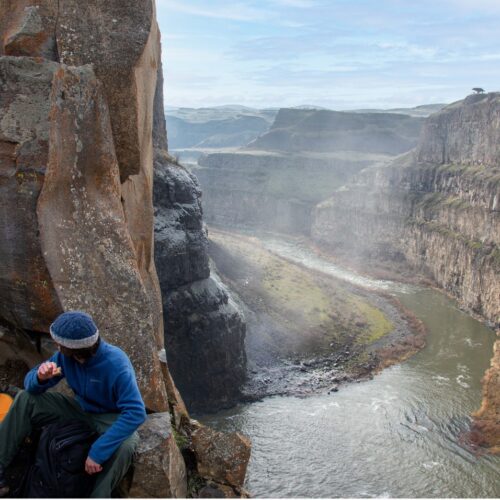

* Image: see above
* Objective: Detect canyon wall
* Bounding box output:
[312,93,500,450]
[193,109,423,235]
[0,0,166,410]
[0,0,251,493]
[313,94,500,326]
[196,151,376,234]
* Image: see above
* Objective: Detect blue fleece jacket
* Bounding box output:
[24,340,147,464]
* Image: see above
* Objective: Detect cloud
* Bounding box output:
[160,0,269,22]
[158,0,500,109]
[443,0,500,13]
[270,0,317,8]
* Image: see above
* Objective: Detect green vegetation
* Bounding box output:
[350,297,394,345]
[210,229,395,358]
[187,473,205,498]
[406,219,493,254]
[172,428,189,450]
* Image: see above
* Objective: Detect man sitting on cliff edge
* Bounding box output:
[0,311,147,498]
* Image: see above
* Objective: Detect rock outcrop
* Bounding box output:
[191,424,251,490]
[312,93,500,451]
[0,0,182,494]
[0,0,251,493]
[472,337,500,453]
[0,0,166,410]
[129,413,188,498]
[153,152,247,413]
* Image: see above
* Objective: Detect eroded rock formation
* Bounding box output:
[0,0,252,495]
[153,136,247,414]
[472,337,500,453]
[0,0,166,410]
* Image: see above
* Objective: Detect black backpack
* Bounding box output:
[20,420,99,498]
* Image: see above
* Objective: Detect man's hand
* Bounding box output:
[37,362,62,382]
[85,457,103,475]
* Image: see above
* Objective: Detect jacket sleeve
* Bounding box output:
[24,351,65,394]
[88,369,147,464]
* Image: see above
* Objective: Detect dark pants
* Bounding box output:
[0,390,138,498]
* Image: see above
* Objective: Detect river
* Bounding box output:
[200,234,500,498]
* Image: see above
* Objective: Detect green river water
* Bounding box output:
[201,235,500,498]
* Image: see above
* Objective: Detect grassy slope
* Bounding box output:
[209,230,394,360]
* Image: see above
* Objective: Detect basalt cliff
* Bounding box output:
[312,93,500,451]
[0,0,249,496]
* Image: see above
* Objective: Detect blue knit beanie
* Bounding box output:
[49,311,99,349]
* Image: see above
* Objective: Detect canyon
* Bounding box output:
[194,108,425,234]
[312,93,500,450]
[189,95,499,453]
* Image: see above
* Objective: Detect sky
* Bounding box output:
[156,0,500,110]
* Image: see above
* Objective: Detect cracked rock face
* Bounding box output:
[0,0,167,410]
[191,424,251,488]
[0,57,61,333]
[472,338,500,453]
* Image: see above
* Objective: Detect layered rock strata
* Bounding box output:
[312,93,500,450]
[313,94,500,327]
[194,109,423,235]
[196,151,382,234]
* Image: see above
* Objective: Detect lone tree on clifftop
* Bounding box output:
[472,87,485,94]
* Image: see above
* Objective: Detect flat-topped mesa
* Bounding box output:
[417,92,500,167]
[249,108,424,154]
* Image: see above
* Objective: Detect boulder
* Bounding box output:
[198,481,249,498]
[128,413,188,498]
[191,425,251,489]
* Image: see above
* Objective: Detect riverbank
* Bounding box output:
[208,228,426,404]
[200,231,499,498]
